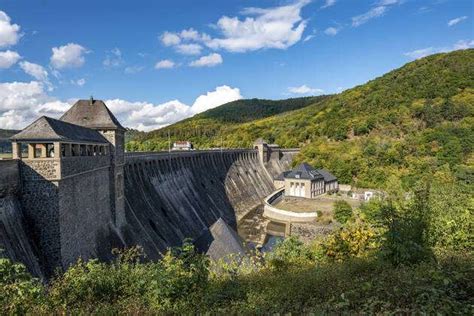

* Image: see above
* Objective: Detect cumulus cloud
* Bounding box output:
[50,43,87,69]
[448,16,468,27]
[103,47,124,68]
[161,31,181,46]
[0,81,70,129]
[191,85,242,113]
[404,39,474,59]
[352,0,401,27]
[175,43,202,55]
[206,0,309,52]
[189,53,223,67]
[0,50,20,68]
[324,26,340,36]
[106,85,242,130]
[321,0,336,9]
[288,84,324,95]
[160,0,310,54]
[107,99,191,131]
[0,81,242,131]
[180,28,202,41]
[155,59,175,69]
[0,11,21,48]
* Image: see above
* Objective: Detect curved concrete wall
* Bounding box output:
[263,188,318,223]
[121,150,276,259]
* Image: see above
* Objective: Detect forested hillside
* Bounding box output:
[127,96,325,147]
[0,129,19,153]
[128,49,474,189]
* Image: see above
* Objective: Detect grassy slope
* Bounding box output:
[128,49,474,188]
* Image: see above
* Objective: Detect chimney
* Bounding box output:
[89,95,94,105]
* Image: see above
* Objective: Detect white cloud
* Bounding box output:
[180,28,201,41]
[205,0,310,52]
[0,80,242,131]
[106,85,242,130]
[175,43,202,55]
[50,43,87,69]
[448,16,468,27]
[321,0,336,9]
[0,50,20,68]
[352,6,387,27]
[159,1,310,54]
[161,31,181,46]
[155,59,175,69]
[0,81,70,129]
[189,53,223,67]
[107,99,191,131]
[324,26,340,36]
[404,39,474,59]
[191,85,242,113]
[0,11,21,48]
[351,0,402,27]
[103,47,124,67]
[19,61,48,82]
[288,84,324,95]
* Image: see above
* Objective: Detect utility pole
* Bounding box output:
[168,130,171,153]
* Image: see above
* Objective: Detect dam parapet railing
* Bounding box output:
[124,149,256,161]
[263,188,318,223]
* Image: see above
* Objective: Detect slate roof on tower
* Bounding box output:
[10,116,109,143]
[60,98,125,131]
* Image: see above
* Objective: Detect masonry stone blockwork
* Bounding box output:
[9,98,125,275]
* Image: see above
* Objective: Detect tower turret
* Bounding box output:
[60,99,126,225]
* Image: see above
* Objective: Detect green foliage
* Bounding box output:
[333,200,353,224]
[46,243,209,313]
[0,256,44,314]
[323,221,378,262]
[265,236,316,270]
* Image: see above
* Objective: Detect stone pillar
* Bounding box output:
[64,143,72,157]
[39,144,47,158]
[28,144,35,159]
[53,142,60,159]
[12,142,21,159]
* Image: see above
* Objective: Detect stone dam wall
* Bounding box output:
[0,160,43,278]
[120,149,292,259]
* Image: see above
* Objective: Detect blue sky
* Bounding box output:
[0,0,472,130]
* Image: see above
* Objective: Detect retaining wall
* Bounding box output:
[263,188,318,224]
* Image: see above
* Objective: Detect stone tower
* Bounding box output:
[60,98,126,226]
[10,116,114,275]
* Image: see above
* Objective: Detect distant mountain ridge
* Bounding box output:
[0,129,19,153]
